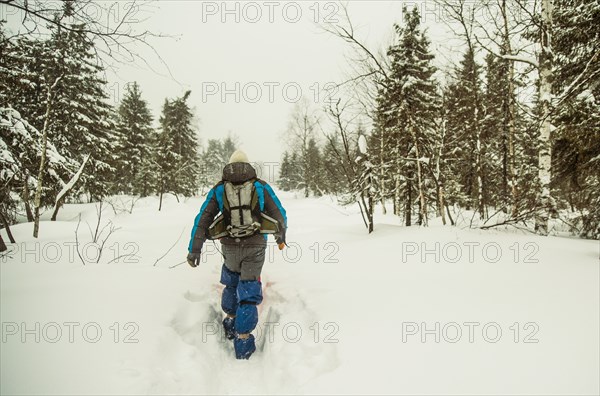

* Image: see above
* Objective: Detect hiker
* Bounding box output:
[186,149,287,359]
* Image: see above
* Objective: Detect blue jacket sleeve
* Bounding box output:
[261,182,287,243]
[188,186,221,253]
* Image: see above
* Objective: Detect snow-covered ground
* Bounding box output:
[1,193,599,395]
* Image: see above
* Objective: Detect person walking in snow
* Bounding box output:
[186,150,287,359]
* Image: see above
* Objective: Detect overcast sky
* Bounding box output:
[103,1,463,166]
[5,0,465,166]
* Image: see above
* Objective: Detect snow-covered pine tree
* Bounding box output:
[355,134,375,233]
[1,22,117,205]
[306,138,323,196]
[42,24,116,202]
[445,48,485,217]
[278,151,293,191]
[0,25,108,231]
[551,0,600,238]
[200,139,225,187]
[284,99,321,197]
[221,136,237,163]
[0,108,75,222]
[483,53,510,212]
[156,91,199,210]
[367,124,394,215]
[114,82,155,196]
[288,152,303,191]
[199,136,237,188]
[429,92,453,225]
[375,6,440,226]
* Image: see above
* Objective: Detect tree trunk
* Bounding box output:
[51,155,90,221]
[380,130,387,215]
[0,210,15,243]
[475,120,485,219]
[411,127,427,226]
[22,173,34,222]
[405,175,412,226]
[0,234,6,252]
[501,0,518,216]
[394,171,401,216]
[445,203,455,226]
[368,192,374,233]
[438,184,447,226]
[435,113,447,225]
[535,0,554,235]
[33,76,62,238]
[469,51,485,220]
[51,196,65,221]
[508,62,517,216]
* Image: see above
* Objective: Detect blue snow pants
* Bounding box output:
[220,244,265,334]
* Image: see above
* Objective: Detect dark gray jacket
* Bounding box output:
[188,162,287,253]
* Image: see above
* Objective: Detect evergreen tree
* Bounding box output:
[114,82,155,196]
[1,22,116,202]
[156,91,199,209]
[375,7,440,225]
[0,108,74,220]
[445,49,485,215]
[221,136,237,162]
[367,125,394,214]
[0,19,116,232]
[278,151,293,191]
[289,152,303,191]
[199,135,238,188]
[551,0,600,238]
[355,135,375,232]
[46,24,116,201]
[199,139,224,187]
[306,138,322,196]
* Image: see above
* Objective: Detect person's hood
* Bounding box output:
[222,162,257,184]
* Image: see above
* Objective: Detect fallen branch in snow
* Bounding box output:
[153,226,186,267]
[479,209,539,232]
[105,252,141,265]
[0,241,16,259]
[168,260,187,269]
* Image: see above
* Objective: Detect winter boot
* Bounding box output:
[222,317,235,340]
[234,334,256,359]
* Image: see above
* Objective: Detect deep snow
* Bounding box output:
[1,193,598,395]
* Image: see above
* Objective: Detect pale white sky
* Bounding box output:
[103,1,462,165]
[5,0,466,165]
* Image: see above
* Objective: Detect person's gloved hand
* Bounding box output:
[187,252,201,267]
[276,237,286,250]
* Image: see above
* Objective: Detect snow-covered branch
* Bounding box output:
[474,35,539,68]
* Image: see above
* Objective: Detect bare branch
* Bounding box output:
[1,0,176,76]
[153,226,186,267]
[474,34,539,68]
[74,213,85,266]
